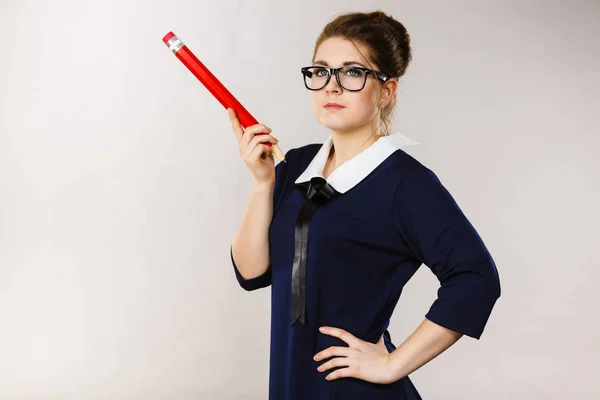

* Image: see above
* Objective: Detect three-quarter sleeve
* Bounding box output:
[231,149,293,291]
[231,245,272,291]
[392,166,501,339]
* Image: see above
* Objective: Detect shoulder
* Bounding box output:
[276,142,322,176]
[272,142,323,194]
[385,149,434,186]
[383,150,459,213]
[386,151,463,224]
[284,143,322,163]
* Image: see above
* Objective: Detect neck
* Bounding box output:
[328,126,384,167]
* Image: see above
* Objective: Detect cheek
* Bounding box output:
[349,93,377,117]
[357,94,374,108]
[311,95,330,121]
[310,94,322,112]
[364,88,382,115]
[362,86,379,107]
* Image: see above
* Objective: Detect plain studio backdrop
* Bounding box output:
[0,0,599,398]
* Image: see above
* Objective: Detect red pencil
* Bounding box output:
[163,31,286,163]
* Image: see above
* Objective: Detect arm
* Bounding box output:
[387,318,462,381]
[230,151,290,291]
[389,166,501,374]
[231,180,275,281]
[313,166,500,384]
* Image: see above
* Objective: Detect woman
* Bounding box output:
[228,10,501,400]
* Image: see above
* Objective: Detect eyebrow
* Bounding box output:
[313,60,367,68]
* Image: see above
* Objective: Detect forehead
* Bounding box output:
[313,37,373,67]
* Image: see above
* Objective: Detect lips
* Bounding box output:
[324,103,344,109]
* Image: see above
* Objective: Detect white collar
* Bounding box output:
[294,131,419,194]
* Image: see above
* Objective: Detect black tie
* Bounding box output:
[291,177,340,325]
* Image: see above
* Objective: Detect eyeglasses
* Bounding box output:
[301,65,390,92]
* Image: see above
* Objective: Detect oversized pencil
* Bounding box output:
[162,31,286,163]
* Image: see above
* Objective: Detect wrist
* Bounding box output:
[387,350,407,382]
[253,180,275,192]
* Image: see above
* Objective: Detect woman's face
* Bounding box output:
[309,37,383,134]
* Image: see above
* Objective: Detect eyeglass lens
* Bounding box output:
[304,67,367,91]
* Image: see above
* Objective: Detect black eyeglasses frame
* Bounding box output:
[300,65,390,92]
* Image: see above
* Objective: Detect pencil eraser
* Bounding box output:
[162,31,176,44]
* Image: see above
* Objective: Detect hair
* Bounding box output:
[311,10,412,136]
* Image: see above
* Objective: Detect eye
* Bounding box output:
[344,67,364,77]
[315,68,328,77]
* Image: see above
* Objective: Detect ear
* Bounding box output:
[380,78,398,105]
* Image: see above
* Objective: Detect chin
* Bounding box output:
[319,117,345,130]
[321,122,357,134]
[317,114,356,132]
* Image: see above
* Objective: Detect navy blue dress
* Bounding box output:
[230,133,501,399]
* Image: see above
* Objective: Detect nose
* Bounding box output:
[324,71,342,93]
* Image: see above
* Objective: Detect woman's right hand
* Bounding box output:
[228,108,279,186]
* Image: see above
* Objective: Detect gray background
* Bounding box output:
[1,0,599,398]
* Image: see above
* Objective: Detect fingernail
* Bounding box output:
[319,327,325,332]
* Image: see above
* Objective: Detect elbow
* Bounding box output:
[428,256,501,339]
[236,268,272,291]
[484,257,501,301]
[490,275,501,301]
[478,274,501,311]
[470,259,501,306]
[230,246,272,291]
[462,254,501,302]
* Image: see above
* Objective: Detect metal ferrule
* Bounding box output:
[166,36,184,53]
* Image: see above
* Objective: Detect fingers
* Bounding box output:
[317,356,352,373]
[247,142,272,163]
[229,108,278,165]
[243,133,278,158]
[314,346,353,362]
[319,327,361,348]
[228,108,244,142]
[228,108,274,146]
[325,366,353,381]
[241,123,274,149]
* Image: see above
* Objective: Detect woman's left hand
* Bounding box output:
[314,326,396,384]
